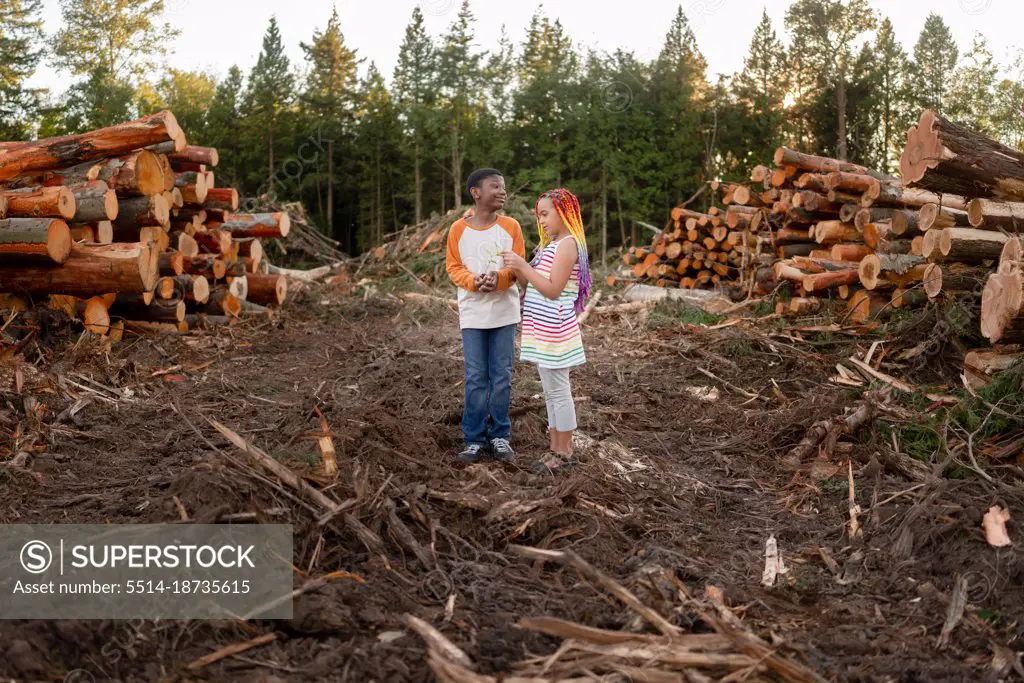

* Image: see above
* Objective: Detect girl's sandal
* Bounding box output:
[531,452,579,475]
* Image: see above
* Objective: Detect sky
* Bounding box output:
[25,0,1022,94]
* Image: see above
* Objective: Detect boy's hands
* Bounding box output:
[473,272,498,293]
[501,251,527,271]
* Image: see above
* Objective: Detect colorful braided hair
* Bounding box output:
[535,188,592,313]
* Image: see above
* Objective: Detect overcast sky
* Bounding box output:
[26,0,1020,94]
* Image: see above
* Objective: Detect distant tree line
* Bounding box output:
[2,0,1022,256]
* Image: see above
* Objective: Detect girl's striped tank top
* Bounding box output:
[520,237,586,369]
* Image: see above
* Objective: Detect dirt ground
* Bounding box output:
[0,281,1022,682]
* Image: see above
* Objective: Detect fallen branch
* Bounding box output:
[186,633,277,671]
[786,390,885,463]
[208,418,340,515]
[507,545,679,636]
[403,613,476,671]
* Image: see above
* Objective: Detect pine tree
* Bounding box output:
[300,5,360,237]
[355,63,402,249]
[514,8,578,189]
[436,0,483,207]
[393,6,437,225]
[786,0,877,160]
[947,32,998,134]
[207,66,245,190]
[245,17,296,192]
[651,6,708,207]
[52,0,179,79]
[0,0,45,138]
[911,13,958,115]
[733,9,787,166]
[872,18,914,172]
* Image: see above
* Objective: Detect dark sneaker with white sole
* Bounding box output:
[456,444,486,463]
[489,438,516,462]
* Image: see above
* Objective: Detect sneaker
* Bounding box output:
[489,438,516,462]
[456,444,485,463]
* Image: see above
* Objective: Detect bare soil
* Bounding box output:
[0,284,1021,682]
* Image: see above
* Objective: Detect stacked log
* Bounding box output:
[0,112,291,338]
[621,202,748,289]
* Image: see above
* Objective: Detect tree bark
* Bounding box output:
[218,212,290,238]
[901,109,1024,201]
[0,111,183,182]
[0,218,72,263]
[937,227,1009,263]
[246,273,287,306]
[0,242,158,295]
[168,146,218,167]
[0,186,76,219]
[114,195,169,229]
[70,181,118,222]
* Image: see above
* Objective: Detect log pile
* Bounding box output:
[620,110,1024,331]
[0,112,291,337]
[619,203,749,289]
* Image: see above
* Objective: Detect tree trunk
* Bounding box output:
[182,254,227,280]
[168,145,219,167]
[246,273,287,306]
[327,138,334,237]
[901,109,1024,201]
[413,139,422,226]
[0,111,183,182]
[217,213,290,239]
[202,188,239,212]
[0,242,158,295]
[836,69,847,161]
[70,181,119,223]
[114,195,169,229]
[981,270,1024,343]
[0,218,72,263]
[0,186,76,219]
[937,227,1009,262]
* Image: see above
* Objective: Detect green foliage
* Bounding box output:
[648,301,724,329]
[0,0,45,138]
[52,0,179,79]
[912,13,958,115]
[947,33,999,134]
[245,16,296,191]
[14,0,1024,260]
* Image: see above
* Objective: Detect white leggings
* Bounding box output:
[537,366,577,432]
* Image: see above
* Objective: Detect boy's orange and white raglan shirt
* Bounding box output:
[446,215,525,330]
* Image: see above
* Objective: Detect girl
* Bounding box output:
[502,188,591,474]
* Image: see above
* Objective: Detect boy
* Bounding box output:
[445,168,525,463]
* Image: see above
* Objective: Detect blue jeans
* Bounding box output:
[461,324,516,447]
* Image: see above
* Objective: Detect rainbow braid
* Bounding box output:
[535,188,591,313]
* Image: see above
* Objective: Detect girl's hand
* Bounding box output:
[501,251,527,271]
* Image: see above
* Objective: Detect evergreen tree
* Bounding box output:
[651,6,708,207]
[393,7,437,225]
[786,0,876,160]
[355,63,402,248]
[947,32,998,133]
[732,9,787,167]
[514,8,578,189]
[871,18,914,172]
[245,16,296,192]
[207,66,245,189]
[436,0,483,207]
[0,0,45,138]
[300,5,360,237]
[911,13,958,115]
